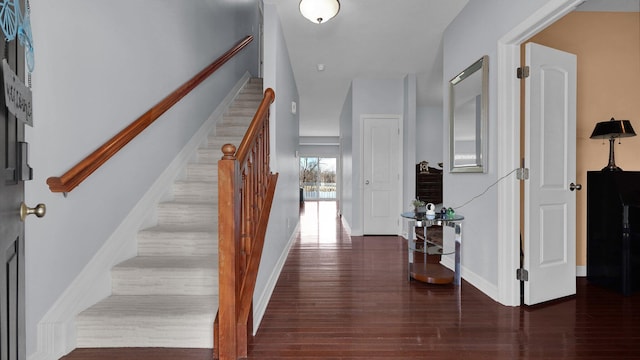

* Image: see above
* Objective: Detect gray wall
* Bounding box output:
[442,0,569,295]
[342,77,406,235]
[403,75,417,214]
[339,85,353,228]
[416,105,444,168]
[256,2,300,328]
[26,0,259,356]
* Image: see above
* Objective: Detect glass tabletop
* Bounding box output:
[401,211,464,223]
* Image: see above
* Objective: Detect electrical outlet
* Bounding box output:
[291,101,297,114]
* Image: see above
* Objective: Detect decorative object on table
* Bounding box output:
[411,199,426,213]
[446,207,455,218]
[425,203,436,219]
[418,161,430,174]
[590,117,636,171]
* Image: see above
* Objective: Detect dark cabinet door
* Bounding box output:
[587,171,640,295]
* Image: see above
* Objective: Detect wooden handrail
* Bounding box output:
[46,35,254,193]
[215,88,277,360]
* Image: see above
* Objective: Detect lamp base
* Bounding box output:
[601,165,623,172]
[601,137,623,172]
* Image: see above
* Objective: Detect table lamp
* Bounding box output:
[590,117,636,171]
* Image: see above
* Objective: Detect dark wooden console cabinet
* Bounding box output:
[415,164,442,205]
[587,171,640,295]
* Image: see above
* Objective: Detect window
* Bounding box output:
[299,157,336,200]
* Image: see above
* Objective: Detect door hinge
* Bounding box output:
[517,66,530,79]
[516,268,529,281]
[17,142,33,181]
[516,167,529,180]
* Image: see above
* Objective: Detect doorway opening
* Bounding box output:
[299,156,337,201]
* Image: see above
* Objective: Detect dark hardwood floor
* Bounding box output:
[62,201,640,359]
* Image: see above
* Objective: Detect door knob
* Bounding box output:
[20,202,46,221]
[569,183,582,191]
[365,180,370,185]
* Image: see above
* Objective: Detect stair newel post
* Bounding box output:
[217,144,241,360]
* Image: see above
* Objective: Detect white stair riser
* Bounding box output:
[76,323,213,348]
[196,149,226,164]
[173,181,218,202]
[206,139,243,152]
[226,107,260,116]
[186,163,217,182]
[219,117,252,128]
[75,294,218,348]
[156,203,217,227]
[112,268,217,295]
[215,125,252,137]
[137,230,217,256]
[228,100,261,109]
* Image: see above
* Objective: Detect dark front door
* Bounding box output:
[1,28,27,360]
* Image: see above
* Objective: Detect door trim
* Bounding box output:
[495,0,584,306]
[359,114,403,236]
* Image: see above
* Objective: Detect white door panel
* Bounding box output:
[524,42,577,305]
[363,116,401,235]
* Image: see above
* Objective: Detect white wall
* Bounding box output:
[299,145,339,157]
[255,2,300,329]
[442,0,576,298]
[403,75,417,213]
[26,0,259,356]
[416,105,444,168]
[346,77,405,235]
[339,85,353,227]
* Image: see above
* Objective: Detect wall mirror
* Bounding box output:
[449,55,488,173]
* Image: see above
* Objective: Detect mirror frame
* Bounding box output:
[449,55,489,173]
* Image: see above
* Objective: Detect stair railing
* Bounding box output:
[215,88,277,360]
[46,35,254,194]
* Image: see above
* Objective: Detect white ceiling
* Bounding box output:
[266,0,468,137]
[266,0,639,137]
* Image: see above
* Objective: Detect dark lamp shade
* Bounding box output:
[590,118,636,139]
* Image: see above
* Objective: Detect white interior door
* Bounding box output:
[524,42,577,305]
[362,115,401,235]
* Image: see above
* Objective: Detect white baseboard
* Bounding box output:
[252,220,300,334]
[340,216,352,236]
[439,259,588,302]
[440,256,499,301]
[29,73,251,360]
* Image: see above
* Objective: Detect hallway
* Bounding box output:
[63,201,640,359]
[248,201,640,359]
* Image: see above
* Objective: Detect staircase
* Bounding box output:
[75,78,264,348]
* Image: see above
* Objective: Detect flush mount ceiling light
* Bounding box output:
[299,0,340,24]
